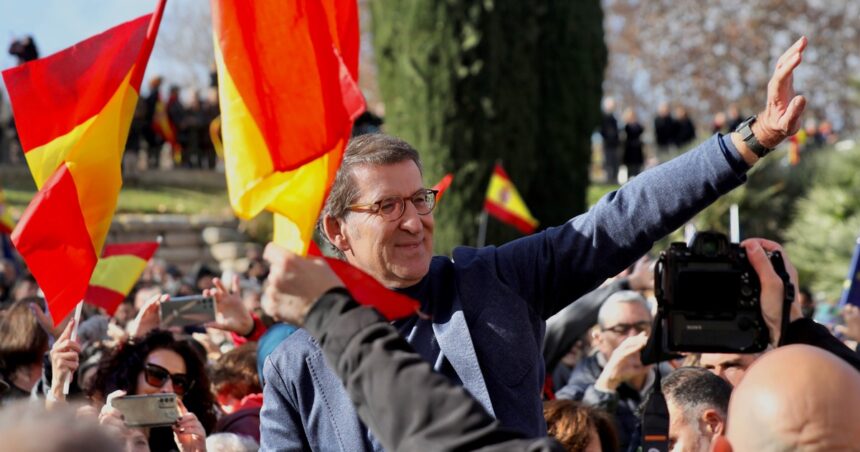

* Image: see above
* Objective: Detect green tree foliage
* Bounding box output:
[784,144,860,302]
[370,0,607,253]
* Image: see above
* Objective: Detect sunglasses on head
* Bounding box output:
[143,363,194,395]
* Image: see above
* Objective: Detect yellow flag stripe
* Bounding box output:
[89,254,147,295]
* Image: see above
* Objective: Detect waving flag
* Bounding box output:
[211,0,365,255]
[2,3,165,323]
[85,242,160,314]
[484,163,539,234]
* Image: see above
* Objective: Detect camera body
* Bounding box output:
[654,231,776,353]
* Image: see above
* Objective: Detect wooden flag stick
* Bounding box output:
[62,301,83,395]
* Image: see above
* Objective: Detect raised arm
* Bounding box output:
[489,37,809,319]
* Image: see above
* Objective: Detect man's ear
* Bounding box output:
[703,409,725,436]
[323,214,351,253]
[710,434,732,452]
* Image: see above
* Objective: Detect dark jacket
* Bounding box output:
[555,354,668,451]
[305,288,564,452]
[260,134,751,451]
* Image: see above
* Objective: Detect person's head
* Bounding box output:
[211,342,261,413]
[133,282,161,311]
[206,432,259,452]
[0,401,122,452]
[113,299,136,329]
[658,102,671,116]
[661,367,731,452]
[0,299,49,382]
[12,275,39,301]
[699,353,761,388]
[544,399,618,452]
[727,104,740,119]
[92,330,216,432]
[623,107,637,123]
[593,290,652,358]
[603,97,616,113]
[713,344,860,452]
[321,134,435,288]
[674,106,688,119]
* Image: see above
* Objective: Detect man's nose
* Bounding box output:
[399,202,423,234]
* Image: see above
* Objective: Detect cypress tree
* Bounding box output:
[370,0,607,252]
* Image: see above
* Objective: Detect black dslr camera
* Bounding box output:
[651,231,790,354]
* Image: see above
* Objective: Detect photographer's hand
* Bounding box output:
[742,239,801,347]
[837,305,860,342]
[594,333,649,392]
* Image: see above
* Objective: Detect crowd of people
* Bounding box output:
[2,32,860,452]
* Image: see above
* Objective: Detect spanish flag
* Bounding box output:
[484,163,539,234]
[0,185,14,236]
[85,242,160,314]
[211,0,365,255]
[2,3,165,323]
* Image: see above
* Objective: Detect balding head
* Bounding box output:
[714,345,860,452]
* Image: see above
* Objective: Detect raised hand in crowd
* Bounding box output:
[203,276,254,336]
[741,238,801,347]
[594,332,650,392]
[47,318,80,408]
[173,397,207,452]
[263,243,344,326]
[837,304,860,343]
[731,36,808,164]
[127,293,165,339]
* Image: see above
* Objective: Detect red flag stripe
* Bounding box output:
[84,284,125,315]
[2,15,151,152]
[101,242,159,259]
[484,200,537,235]
[212,0,362,171]
[308,242,419,320]
[11,165,98,323]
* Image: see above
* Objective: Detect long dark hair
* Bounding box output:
[91,330,217,438]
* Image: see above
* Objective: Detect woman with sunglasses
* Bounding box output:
[91,330,217,452]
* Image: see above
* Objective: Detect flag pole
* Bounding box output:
[477,209,488,248]
[62,300,84,395]
[729,204,740,243]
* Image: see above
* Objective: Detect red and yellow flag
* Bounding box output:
[211,0,365,255]
[0,185,14,236]
[2,4,164,323]
[484,163,539,235]
[85,242,160,314]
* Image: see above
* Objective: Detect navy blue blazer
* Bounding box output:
[261,134,750,451]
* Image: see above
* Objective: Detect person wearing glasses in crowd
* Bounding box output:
[260,37,809,451]
[90,330,217,452]
[554,291,662,450]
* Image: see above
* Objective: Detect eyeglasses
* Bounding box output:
[346,189,439,221]
[143,363,194,396]
[602,321,651,335]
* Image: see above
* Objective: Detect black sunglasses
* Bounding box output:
[143,363,194,395]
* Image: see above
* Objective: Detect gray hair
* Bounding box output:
[662,367,732,422]
[206,432,259,452]
[597,290,651,328]
[321,133,423,221]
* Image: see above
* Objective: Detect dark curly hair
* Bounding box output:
[91,330,217,451]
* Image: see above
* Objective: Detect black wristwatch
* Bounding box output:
[735,115,773,158]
